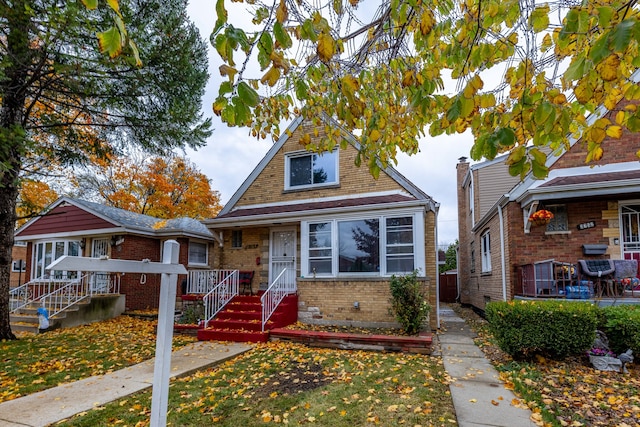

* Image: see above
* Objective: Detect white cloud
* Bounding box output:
[185,2,475,245]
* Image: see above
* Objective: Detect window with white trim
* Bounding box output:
[308,222,332,274]
[481,231,491,272]
[188,241,208,265]
[12,260,26,272]
[285,150,338,189]
[32,240,80,279]
[302,212,423,277]
[385,217,414,273]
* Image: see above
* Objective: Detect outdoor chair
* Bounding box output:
[613,259,640,297]
[578,259,615,297]
[239,270,254,295]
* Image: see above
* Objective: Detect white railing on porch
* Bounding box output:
[187,269,238,294]
[202,270,239,326]
[261,268,296,332]
[9,272,121,316]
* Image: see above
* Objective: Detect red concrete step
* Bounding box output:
[197,328,269,343]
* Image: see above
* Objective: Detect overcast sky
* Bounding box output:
[184,2,475,247]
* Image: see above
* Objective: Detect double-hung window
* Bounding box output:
[285,150,338,189]
[302,212,423,277]
[188,241,208,266]
[481,231,491,272]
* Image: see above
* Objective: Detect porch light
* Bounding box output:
[353,301,360,309]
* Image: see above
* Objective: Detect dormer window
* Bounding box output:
[285,150,338,190]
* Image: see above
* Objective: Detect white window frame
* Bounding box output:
[32,240,81,279]
[188,241,208,266]
[12,260,26,272]
[481,230,491,273]
[301,209,425,277]
[284,150,339,190]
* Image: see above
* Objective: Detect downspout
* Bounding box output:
[498,203,507,301]
[434,205,441,329]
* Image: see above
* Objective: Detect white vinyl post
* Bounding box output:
[150,240,180,427]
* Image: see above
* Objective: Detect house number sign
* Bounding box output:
[577,221,596,230]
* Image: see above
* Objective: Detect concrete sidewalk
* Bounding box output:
[0,341,252,427]
[437,306,535,427]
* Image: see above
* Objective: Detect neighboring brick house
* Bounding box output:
[14,197,216,310]
[9,242,27,288]
[204,115,440,330]
[457,124,640,312]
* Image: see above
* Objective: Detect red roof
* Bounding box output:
[539,170,640,187]
[216,194,418,219]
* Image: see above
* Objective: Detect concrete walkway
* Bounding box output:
[0,341,252,427]
[437,306,535,427]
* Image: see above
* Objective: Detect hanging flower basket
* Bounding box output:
[529,209,553,226]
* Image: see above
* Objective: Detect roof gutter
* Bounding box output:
[207,199,431,228]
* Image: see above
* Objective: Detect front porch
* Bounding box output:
[515,259,640,303]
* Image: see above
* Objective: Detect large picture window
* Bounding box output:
[302,212,423,277]
[286,150,337,189]
[339,219,380,273]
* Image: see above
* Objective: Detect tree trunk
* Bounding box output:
[0,0,30,340]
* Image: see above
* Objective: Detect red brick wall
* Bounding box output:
[551,119,640,169]
[112,235,162,310]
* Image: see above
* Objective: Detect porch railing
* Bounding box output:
[202,270,239,326]
[10,272,121,316]
[40,274,91,318]
[187,269,237,294]
[261,268,296,332]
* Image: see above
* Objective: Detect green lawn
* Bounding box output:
[57,341,456,426]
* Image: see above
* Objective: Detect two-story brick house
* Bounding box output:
[205,115,441,330]
[457,121,640,312]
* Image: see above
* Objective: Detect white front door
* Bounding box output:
[270,229,296,288]
[92,238,110,292]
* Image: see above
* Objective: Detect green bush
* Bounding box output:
[599,305,640,356]
[485,300,598,360]
[388,271,430,335]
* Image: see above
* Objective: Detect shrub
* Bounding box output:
[485,300,598,360]
[599,305,640,356]
[388,271,430,335]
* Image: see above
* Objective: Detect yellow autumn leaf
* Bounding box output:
[260,66,281,87]
[420,10,434,35]
[317,32,336,62]
[606,125,623,139]
[590,127,606,143]
[369,129,381,142]
[615,110,626,125]
[218,64,237,81]
[599,55,619,81]
[276,0,288,23]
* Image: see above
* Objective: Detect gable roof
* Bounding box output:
[15,197,214,241]
[214,114,437,223]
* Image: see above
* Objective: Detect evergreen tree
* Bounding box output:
[0,0,211,339]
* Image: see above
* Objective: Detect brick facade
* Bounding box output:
[457,124,640,312]
[237,121,403,207]
[210,117,439,330]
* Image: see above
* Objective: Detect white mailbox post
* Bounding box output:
[47,240,186,427]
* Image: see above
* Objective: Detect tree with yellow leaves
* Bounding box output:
[212,0,640,179]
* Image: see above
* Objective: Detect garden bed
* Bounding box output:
[269,327,432,354]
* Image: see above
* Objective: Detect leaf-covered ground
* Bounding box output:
[59,341,456,426]
[0,316,196,402]
[451,304,640,427]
